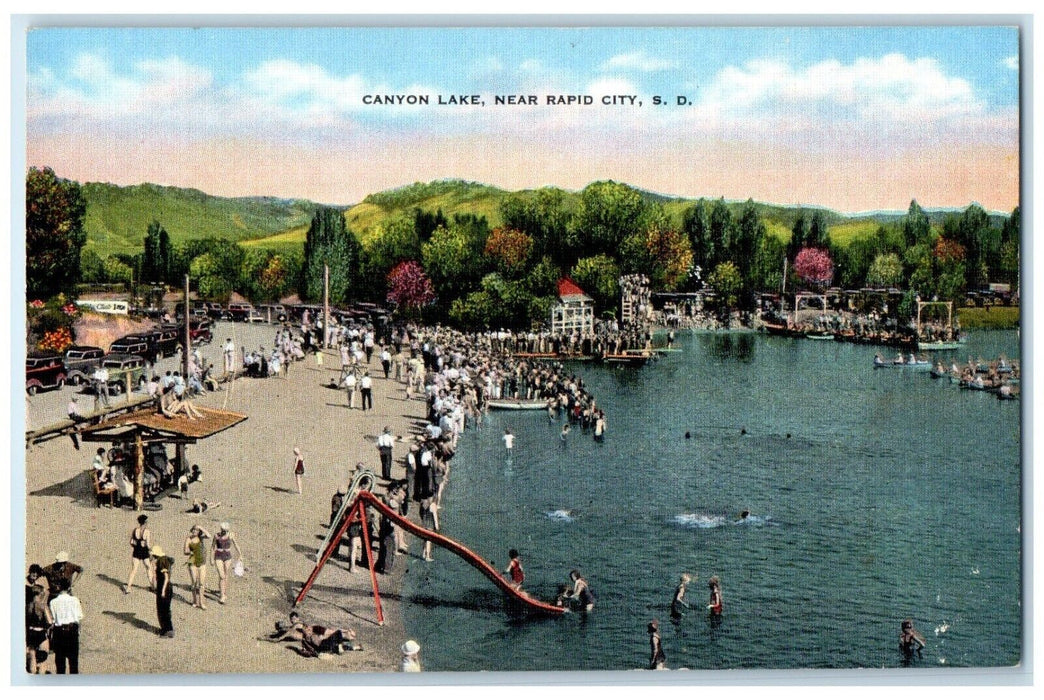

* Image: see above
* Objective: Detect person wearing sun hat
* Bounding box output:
[44,551,82,602]
[400,639,421,672]
[151,545,175,637]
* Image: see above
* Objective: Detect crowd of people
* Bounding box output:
[32,309,935,674]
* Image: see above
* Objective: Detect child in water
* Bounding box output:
[707,575,723,615]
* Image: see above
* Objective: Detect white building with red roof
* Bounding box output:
[551,278,594,335]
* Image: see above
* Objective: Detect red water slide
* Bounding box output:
[295,490,565,618]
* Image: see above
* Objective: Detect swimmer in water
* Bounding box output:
[740,427,747,436]
[648,620,666,669]
[503,429,515,451]
[899,618,926,664]
[684,431,691,440]
[670,573,692,622]
[707,575,723,615]
[566,569,595,612]
[739,510,751,521]
[561,424,570,442]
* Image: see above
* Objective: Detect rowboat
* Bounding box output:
[918,339,966,351]
[487,399,548,411]
[873,357,931,369]
[805,333,835,341]
[602,352,649,368]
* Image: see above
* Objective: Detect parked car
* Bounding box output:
[115,327,179,363]
[174,319,213,345]
[257,304,288,323]
[100,353,148,395]
[108,336,151,361]
[226,302,255,322]
[188,319,213,344]
[26,353,66,395]
[244,310,266,323]
[63,345,106,385]
[204,302,226,321]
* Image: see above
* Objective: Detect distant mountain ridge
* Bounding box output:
[78,178,1008,256]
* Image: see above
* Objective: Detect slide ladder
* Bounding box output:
[314,469,378,560]
[295,489,565,620]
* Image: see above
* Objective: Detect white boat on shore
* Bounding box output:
[487,399,548,411]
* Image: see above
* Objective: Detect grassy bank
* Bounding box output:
[957,305,1020,329]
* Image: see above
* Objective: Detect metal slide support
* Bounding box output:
[358,501,384,625]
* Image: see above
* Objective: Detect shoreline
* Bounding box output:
[23,324,422,676]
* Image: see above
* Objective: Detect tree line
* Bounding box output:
[27,167,1021,330]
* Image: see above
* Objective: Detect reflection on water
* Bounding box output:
[701,332,756,362]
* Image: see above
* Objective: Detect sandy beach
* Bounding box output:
[23,321,424,676]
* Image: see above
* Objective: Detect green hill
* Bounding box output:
[82,182,324,256]
[81,177,973,258]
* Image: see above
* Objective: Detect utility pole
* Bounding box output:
[323,264,330,349]
[176,273,191,477]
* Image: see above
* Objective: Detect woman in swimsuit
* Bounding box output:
[899,618,926,664]
[648,620,666,670]
[184,524,211,609]
[670,573,692,622]
[293,447,305,495]
[568,569,595,612]
[25,565,53,674]
[124,514,154,594]
[211,522,243,605]
[707,575,723,616]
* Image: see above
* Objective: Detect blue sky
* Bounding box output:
[24,24,1021,211]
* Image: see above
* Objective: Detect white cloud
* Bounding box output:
[691,53,1002,147]
[602,50,677,72]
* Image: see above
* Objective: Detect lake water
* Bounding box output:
[401,330,1022,672]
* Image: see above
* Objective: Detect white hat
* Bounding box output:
[401,640,420,655]
[55,551,69,563]
[151,545,166,558]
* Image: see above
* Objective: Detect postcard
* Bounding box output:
[17,19,1023,681]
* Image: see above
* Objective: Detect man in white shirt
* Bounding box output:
[93,365,110,408]
[48,583,84,674]
[343,370,357,409]
[223,338,235,378]
[377,426,395,480]
[360,372,373,411]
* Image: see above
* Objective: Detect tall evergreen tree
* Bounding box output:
[682,199,713,272]
[787,213,809,260]
[302,207,363,304]
[903,200,931,248]
[807,211,829,249]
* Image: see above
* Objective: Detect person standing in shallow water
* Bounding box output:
[670,573,692,622]
[648,620,666,669]
[707,575,723,616]
[899,618,926,664]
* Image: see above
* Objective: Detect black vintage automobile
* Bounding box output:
[63,345,106,386]
[26,353,66,395]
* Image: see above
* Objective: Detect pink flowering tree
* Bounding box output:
[794,247,834,288]
[386,260,436,317]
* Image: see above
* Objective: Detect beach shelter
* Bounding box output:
[80,406,247,510]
